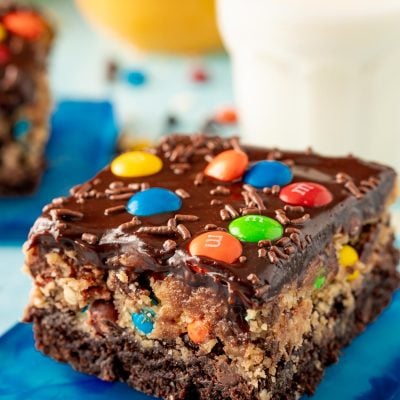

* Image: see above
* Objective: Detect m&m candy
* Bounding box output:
[279,182,333,207]
[189,231,242,264]
[111,151,163,178]
[0,44,10,65]
[13,119,31,139]
[243,160,293,188]
[187,320,210,344]
[204,149,248,182]
[127,188,182,217]
[0,24,6,42]
[215,107,238,125]
[339,245,359,267]
[229,215,283,243]
[132,308,156,335]
[3,11,45,40]
[121,69,147,86]
[314,274,326,290]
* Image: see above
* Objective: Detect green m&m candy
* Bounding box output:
[228,215,283,243]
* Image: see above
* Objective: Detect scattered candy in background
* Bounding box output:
[126,187,182,217]
[132,309,156,335]
[120,68,147,87]
[244,160,293,188]
[228,215,283,243]
[111,151,162,178]
[214,107,238,125]
[279,182,333,207]
[189,231,242,264]
[204,149,248,182]
[190,65,209,83]
[3,11,45,40]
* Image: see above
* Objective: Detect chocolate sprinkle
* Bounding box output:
[268,251,279,264]
[344,181,363,199]
[163,239,177,252]
[175,214,199,222]
[109,193,135,201]
[210,186,230,196]
[210,199,223,206]
[258,240,272,248]
[220,209,231,221]
[81,233,99,245]
[284,205,305,213]
[290,214,311,225]
[224,204,239,218]
[177,224,191,240]
[137,226,176,235]
[258,248,267,258]
[118,218,142,231]
[104,205,126,216]
[175,188,190,199]
[50,208,84,221]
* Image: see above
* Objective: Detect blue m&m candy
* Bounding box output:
[126,187,182,217]
[121,69,147,86]
[132,309,156,335]
[243,160,292,188]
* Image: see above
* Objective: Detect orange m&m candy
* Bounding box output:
[188,320,210,344]
[3,11,45,40]
[189,231,242,264]
[215,107,238,124]
[204,149,248,182]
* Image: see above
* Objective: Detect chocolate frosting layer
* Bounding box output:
[27,135,397,307]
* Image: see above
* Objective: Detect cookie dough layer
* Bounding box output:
[24,215,399,399]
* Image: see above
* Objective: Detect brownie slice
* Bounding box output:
[0,2,54,195]
[23,134,399,399]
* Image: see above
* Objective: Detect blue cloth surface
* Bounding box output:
[0,100,118,244]
[0,291,400,400]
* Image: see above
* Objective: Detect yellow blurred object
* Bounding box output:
[339,245,359,268]
[75,0,222,54]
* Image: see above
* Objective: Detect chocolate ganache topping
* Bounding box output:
[27,135,396,308]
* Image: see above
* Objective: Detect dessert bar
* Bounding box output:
[24,135,399,399]
[0,2,53,195]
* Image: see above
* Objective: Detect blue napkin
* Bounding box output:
[0,100,118,244]
[0,291,399,400]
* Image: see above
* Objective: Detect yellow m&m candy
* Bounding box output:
[0,25,6,42]
[111,151,163,178]
[339,245,359,267]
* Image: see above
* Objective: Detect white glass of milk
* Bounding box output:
[217,0,400,170]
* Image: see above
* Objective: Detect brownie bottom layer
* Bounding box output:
[28,240,399,400]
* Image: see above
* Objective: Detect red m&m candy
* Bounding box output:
[0,44,10,64]
[279,182,333,207]
[3,11,45,40]
[189,231,242,264]
[205,150,248,182]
